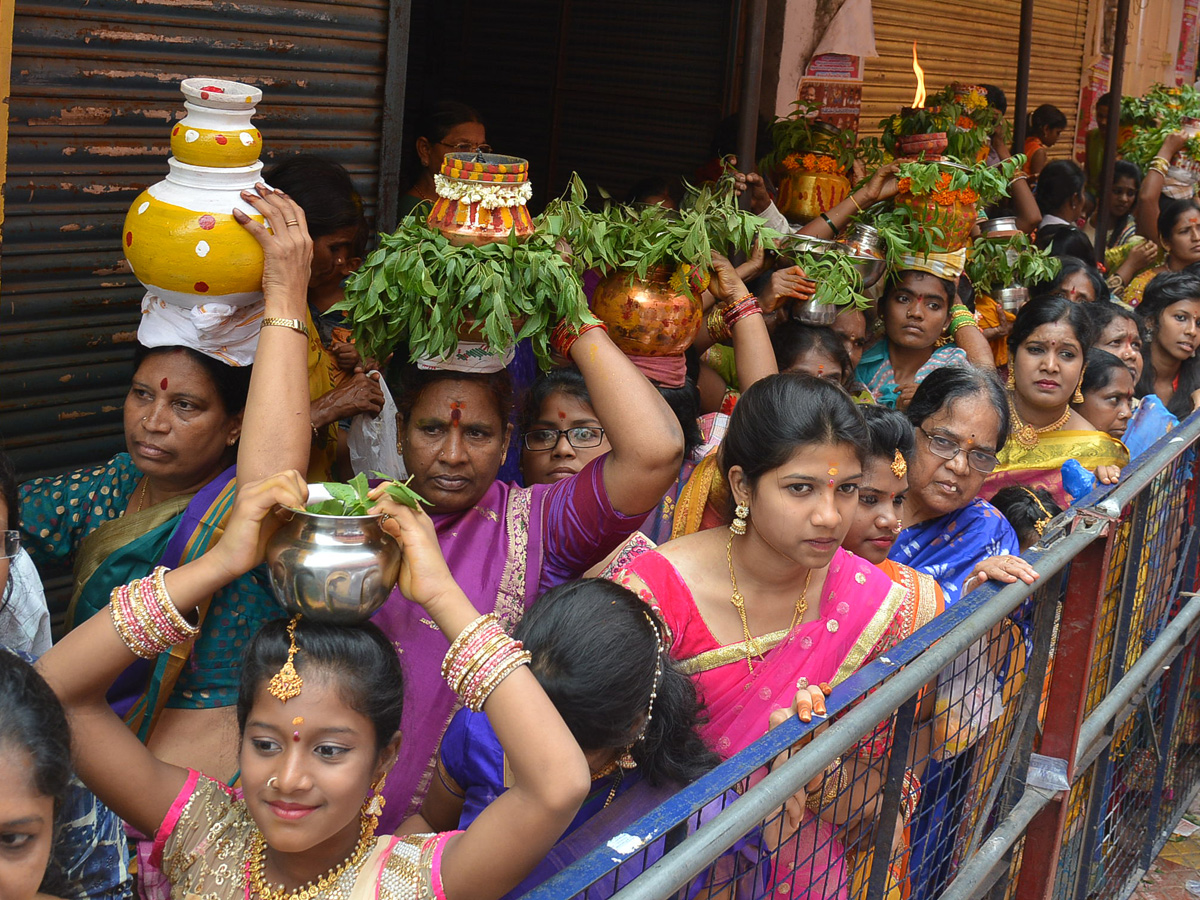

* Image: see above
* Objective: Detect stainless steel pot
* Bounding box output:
[995,285,1029,313]
[265,486,402,623]
[795,299,839,325]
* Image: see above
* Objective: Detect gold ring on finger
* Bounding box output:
[285,219,300,227]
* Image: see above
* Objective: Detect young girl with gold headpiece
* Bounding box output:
[35,471,590,900]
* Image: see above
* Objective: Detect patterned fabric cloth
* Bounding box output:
[0,549,51,655]
[19,454,278,711]
[889,497,1020,606]
[855,341,969,409]
[157,771,452,900]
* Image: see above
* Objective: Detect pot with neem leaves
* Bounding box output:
[265,476,425,622]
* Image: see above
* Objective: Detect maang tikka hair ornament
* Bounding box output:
[618,610,666,771]
[891,449,908,480]
[268,615,304,702]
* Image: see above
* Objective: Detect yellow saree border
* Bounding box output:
[993,429,1128,473]
[833,580,908,686]
[678,628,791,675]
[671,454,720,540]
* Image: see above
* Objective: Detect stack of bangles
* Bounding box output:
[805,756,849,813]
[1149,156,1170,176]
[1010,171,1029,186]
[947,303,978,337]
[706,294,763,342]
[899,768,922,824]
[109,566,200,658]
[550,319,607,359]
[441,614,532,712]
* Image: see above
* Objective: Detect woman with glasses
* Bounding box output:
[889,366,1024,606]
[981,294,1126,508]
[399,101,489,218]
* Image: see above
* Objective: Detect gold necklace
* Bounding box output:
[726,531,813,674]
[128,478,149,516]
[246,814,375,900]
[1008,395,1071,449]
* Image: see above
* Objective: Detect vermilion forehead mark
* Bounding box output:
[557,410,567,420]
[160,378,168,390]
[449,402,462,427]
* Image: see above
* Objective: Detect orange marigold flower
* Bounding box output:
[801,153,819,170]
[898,177,913,193]
[955,115,974,130]
[959,187,979,204]
[781,153,802,172]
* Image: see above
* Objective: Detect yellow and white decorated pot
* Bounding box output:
[123,159,266,307]
[171,78,263,167]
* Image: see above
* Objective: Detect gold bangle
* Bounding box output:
[261,317,308,337]
[850,193,863,213]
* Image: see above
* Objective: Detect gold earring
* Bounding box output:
[617,746,638,770]
[1073,363,1087,405]
[363,771,387,832]
[1006,367,1015,390]
[730,503,749,536]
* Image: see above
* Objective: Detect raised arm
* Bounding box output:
[708,252,778,391]
[799,162,900,238]
[35,472,308,838]
[375,501,589,900]
[1136,133,1187,242]
[233,187,314,483]
[565,326,685,517]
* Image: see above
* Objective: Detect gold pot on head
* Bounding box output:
[591,265,703,357]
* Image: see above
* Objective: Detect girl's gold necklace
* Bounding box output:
[726,531,812,674]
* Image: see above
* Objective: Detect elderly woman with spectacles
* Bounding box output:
[888,365,1038,606]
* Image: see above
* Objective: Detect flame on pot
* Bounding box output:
[911,42,926,108]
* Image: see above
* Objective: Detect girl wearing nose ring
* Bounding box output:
[982,295,1128,508]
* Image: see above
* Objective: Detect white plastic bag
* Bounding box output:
[347,374,407,480]
[931,636,1005,760]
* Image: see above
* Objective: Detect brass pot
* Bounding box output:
[265,486,402,623]
[775,167,851,224]
[591,266,702,357]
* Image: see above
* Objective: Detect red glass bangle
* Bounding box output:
[550,320,607,359]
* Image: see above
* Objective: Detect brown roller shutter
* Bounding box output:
[862,0,1089,161]
[1,0,389,481]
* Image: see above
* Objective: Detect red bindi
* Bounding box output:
[160,378,168,390]
[557,410,566,420]
[449,402,462,427]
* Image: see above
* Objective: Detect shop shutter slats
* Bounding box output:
[2,0,388,481]
[863,0,1089,160]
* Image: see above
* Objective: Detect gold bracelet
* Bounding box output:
[261,316,308,337]
[850,193,863,213]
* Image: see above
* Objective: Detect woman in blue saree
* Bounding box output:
[18,184,313,783]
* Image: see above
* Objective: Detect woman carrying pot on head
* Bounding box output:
[981,294,1127,508]
[855,254,993,409]
[18,186,313,782]
[1124,190,1200,306]
[1134,269,1200,420]
[372,304,684,828]
[399,101,488,219]
[34,471,591,900]
[614,375,942,898]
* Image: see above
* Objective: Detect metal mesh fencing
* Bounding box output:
[519,413,1200,900]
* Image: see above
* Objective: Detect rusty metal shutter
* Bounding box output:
[862,0,1089,161]
[1,0,389,481]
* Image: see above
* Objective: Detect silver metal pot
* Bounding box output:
[794,299,839,325]
[995,285,1029,313]
[979,216,1020,237]
[265,486,402,623]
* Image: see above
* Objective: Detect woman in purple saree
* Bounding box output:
[373,324,684,829]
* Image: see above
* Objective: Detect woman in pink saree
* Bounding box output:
[617,376,932,900]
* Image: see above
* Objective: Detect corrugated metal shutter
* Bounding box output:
[403,0,739,207]
[1,0,389,481]
[862,0,1089,161]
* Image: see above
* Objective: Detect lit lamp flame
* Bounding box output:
[911,41,926,109]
